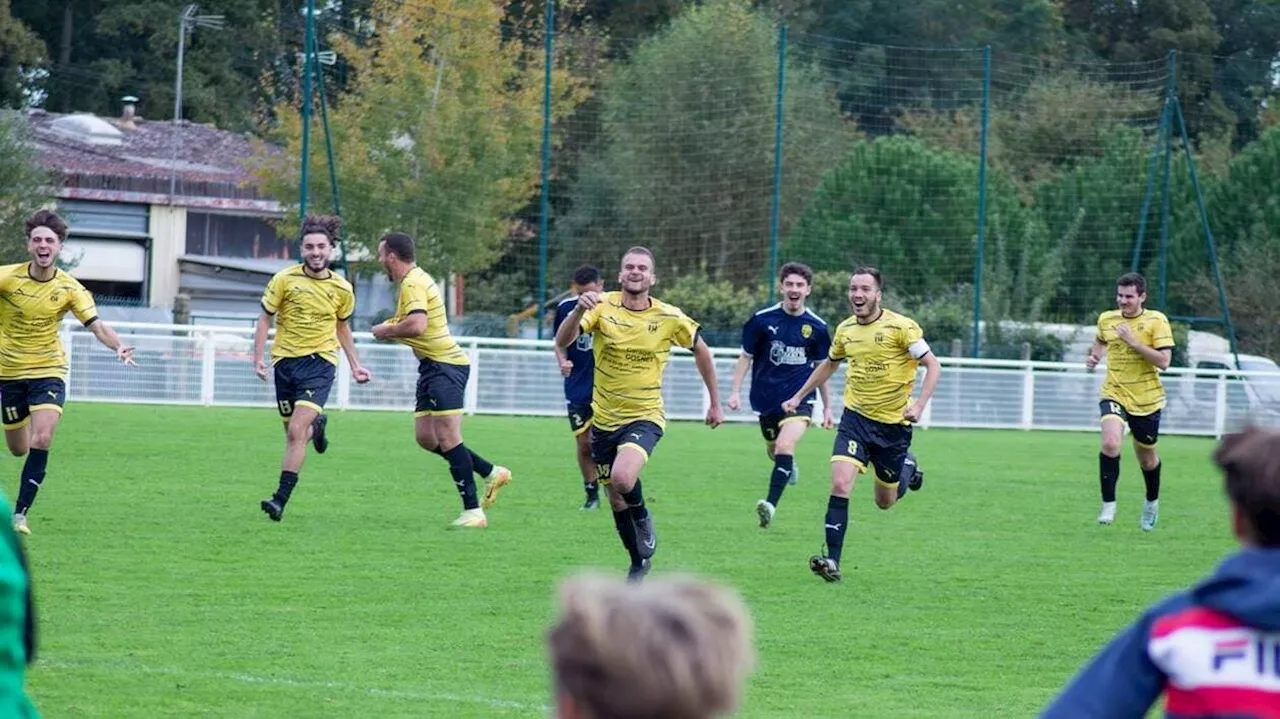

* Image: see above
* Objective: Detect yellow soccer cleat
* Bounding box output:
[451,508,488,529]
[11,514,29,536]
[480,466,512,510]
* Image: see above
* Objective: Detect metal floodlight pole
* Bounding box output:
[169,4,224,201]
[971,46,992,358]
[535,0,554,340]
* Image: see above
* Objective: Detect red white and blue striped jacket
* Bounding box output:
[1043,549,1280,718]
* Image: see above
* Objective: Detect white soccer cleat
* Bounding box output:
[756,500,775,529]
[1141,500,1159,532]
[451,508,487,529]
[789,461,799,486]
[1097,501,1117,526]
[11,514,28,536]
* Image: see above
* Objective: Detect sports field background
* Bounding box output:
[20,404,1230,717]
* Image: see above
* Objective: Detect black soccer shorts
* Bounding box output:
[567,403,594,436]
[274,355,336,420]
[1099,399,1161,447]
[414,358,470,416]
[0,377,66,430]
[590,420,664,485]
[758,398,814,443]
[831,409,914,487]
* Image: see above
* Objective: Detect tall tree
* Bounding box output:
[554,0,851,287]
[13,0,280,131]
[0,114,54,262]
[255,0,590,278]
[0,0,44,107]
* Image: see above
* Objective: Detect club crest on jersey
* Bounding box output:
[49,291,61,304]
[801,324,812,338]
[874,331,888,346]
[647,321,659,333]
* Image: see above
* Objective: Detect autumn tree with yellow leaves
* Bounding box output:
[257,0,589,276]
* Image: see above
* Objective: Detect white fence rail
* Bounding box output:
[60,321,1280,437]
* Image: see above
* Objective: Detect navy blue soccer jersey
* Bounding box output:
[742,304,831,414]
[553,296,594,406]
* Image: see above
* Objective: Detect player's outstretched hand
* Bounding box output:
[559,358,573,378]
[706,403,725,429]
[576,291,601,312]
[780,397,800,414]
[1085,353,1100,370]
[118,345,137,367]
[255,360,270,382]
[822,407,835,430]
[727,393,740,411]
[352,365,372,384]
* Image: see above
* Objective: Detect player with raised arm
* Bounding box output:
[783,267,939,583]
[553,265,604,511]
[0,210,137,536]
[371,232,511,528]
[555,247,724,581]
[254,216,372,522]
[727,262,833,529]
[1086,272,1173,531]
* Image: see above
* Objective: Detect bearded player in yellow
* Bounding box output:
[1086,272,1173,531]
[555,246,725,581]
[0,210,137,536]
[254,215,372,522]
[372,232,511,528]
[784,267,940,583]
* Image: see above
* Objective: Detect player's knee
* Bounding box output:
[774,439,798,455]
[875,493,896,510]
[7,446,25,458]
[610,469,638,492]
[29,430,53,450]
[415,433,439,452]
[1138,451,1160,470]
[830,475,854,497]
[1101,436,1123,457]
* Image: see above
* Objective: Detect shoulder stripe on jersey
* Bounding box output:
[82,316,99,328]
[753,303,781,316]
[803,308,828,325]
[406,309,427,317]
[558,296,579,307]
[1151,607,1244,638]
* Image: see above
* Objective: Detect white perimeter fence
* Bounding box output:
[58,321,1280,437]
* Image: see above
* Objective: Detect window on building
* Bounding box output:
[185,213,289,259]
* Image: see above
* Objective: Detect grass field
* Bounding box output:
[15,403,1233,717]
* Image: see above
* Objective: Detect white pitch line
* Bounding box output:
[37,657,548,713]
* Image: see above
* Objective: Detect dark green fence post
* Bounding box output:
[767,24,788,303]
[971,46,991,358]
[299,0,316,229]
[1157,51,1176,308]
[314,30,348,281]
[536,0,555,339]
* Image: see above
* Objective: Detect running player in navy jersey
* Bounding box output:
[728,262,833,529]
[553,266,604,510]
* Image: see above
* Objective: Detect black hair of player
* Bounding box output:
[573,265,602,286]
[1117,272,1146,296]
[1215,426,1280,547]
[851,266,883,291]
[778,262,813,285]
[25,210,68,242]
[300,215,341,245]
[380,232,416,262]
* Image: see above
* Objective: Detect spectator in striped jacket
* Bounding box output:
[1042,425,1280,718]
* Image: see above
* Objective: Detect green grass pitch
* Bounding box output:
[17,404,1230,717]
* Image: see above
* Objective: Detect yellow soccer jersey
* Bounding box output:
[0,263,98,381]
[828,309,928,425]
[261,265,355,365]
[579,292,700,431]
[1097,309,1174,415]
[385,267,467,365]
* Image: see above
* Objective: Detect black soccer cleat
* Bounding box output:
[581,497,600,511]
[909,467,924,492]
[900,453,924,493]
[809,555,842,583]
[311,414,329,454]
[261,498,285,522]
[633,514,657,559]
[627,558,652,583]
